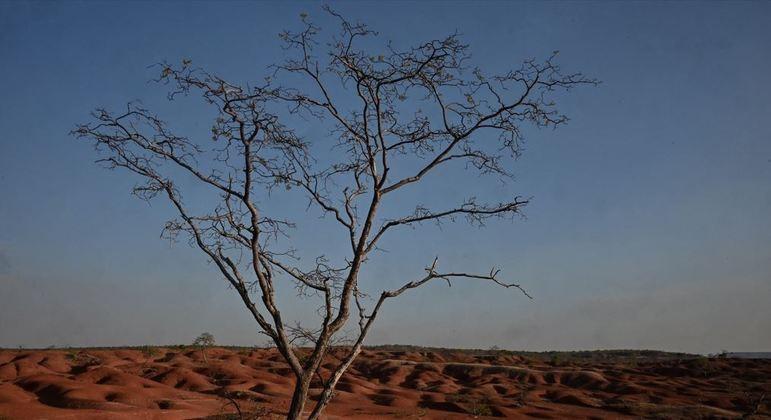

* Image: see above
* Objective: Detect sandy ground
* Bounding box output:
[0,347,768,419]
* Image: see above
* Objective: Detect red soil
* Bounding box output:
[0,347,768,419]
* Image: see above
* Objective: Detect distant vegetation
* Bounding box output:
[2,344,700,361]
[365,344,697,361]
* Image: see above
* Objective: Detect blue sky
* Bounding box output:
[1,1,770,353]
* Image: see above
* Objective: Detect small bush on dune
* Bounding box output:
[141,345,158,358]
[194,332,216,363]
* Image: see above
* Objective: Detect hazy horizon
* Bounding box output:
[1,1,770,355]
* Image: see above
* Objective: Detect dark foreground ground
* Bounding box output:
[0,346,769,419]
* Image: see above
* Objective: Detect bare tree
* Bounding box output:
[72,8,596,419]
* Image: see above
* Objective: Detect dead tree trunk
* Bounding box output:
[287,375,312,420]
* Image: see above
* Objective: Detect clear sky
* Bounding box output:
[1,1,770,354]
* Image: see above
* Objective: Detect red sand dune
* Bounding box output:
[0,347,769,419]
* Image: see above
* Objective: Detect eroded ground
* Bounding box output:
[0,347,768,419]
